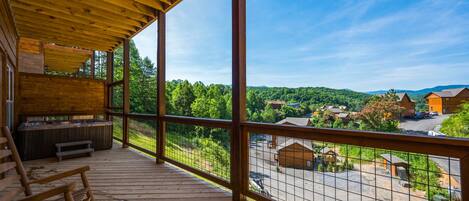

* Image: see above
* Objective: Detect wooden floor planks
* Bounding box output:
[18,143,232,201]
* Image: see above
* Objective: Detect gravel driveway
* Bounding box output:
[399,115,450,132]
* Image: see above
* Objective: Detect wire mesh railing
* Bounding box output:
[165,122,231,181]
[248,133,462,201]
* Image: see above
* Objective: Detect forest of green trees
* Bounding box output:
[94,40,456,200]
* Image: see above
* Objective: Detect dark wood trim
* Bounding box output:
[127,142,156,156]
[107,111,123,116]
[107,80,123,87]
[161,156,231,189]
[231,0,247,200]
[156,11,166,164]
[90,50,95,79]
[243,122,469,158]
[161,115,232,129]
[18,72,106,83]
[122,39,130,148]
[105,51,113,120]
[461,154,469,201]
[127,113,157,119]
[245,191,271,201]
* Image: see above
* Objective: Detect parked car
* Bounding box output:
[429,112,439,116]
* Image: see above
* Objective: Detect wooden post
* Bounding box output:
[461,154,469,201]
[0,52,4,127]
[123,39,130,148]
[90,50,95,79]
[231,0,247,200]
[156,11,166,164]
[105,51,113,120]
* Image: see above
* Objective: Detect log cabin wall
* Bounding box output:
[18,37,44,74]
[19,73,106,116]
[0,1,18,128]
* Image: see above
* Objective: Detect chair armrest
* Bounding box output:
[28,166,90,185]
[20,183,76,201]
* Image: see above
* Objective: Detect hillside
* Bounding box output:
[368,84,469,96]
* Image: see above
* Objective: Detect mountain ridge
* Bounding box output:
[367,84,469,96]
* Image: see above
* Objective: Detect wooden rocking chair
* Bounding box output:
[0,127,94,201]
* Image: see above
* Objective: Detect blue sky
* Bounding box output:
[133,0,469,92]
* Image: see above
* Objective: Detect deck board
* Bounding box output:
[18,143,232,201]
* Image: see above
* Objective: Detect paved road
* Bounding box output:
[249,140,427,201]
[399,115,449,132]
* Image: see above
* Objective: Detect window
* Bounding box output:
[6,64,14,130]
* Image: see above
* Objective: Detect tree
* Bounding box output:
[171,80,195,116]
[261,105,277,123]
[440,103,469,138]
[357,90,402,132]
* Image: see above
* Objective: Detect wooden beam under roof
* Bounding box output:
[44,44,92,73]
[10,0,181,52]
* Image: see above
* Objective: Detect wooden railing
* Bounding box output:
[103,0,469,200]
[107,112,469,201]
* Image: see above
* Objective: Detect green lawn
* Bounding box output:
[112,117,230,180]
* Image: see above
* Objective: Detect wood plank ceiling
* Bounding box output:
[10,0,181,52]
[44,43,92,72]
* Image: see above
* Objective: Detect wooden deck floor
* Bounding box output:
[19,143,232,201]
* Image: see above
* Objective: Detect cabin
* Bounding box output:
[269,117,311,148]
[396,93,416,117]
[320,147,338,164]
[431,156,461,195]
[425,88,469,114]
[381,154,409,179]
[275,139,314,169]
[266,100,286,109]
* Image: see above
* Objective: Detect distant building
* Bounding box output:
[266,100,286,109]
[396,93,416,117]
[320,147,338,164]
[431,156,461,193]
[288,103,300,108]
[276,139,314,169]
[270,117,311,149]
[425,88,469,114]
[381,154,409,179]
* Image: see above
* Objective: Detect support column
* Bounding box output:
[231,0,247,200]
[123,39,130,148]
[105,51,113,120]
[461,154,469,201]
[90,50,95,79]
[156,11,167,164]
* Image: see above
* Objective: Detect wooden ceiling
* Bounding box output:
[44,43,92,73]
[10,0,181,52]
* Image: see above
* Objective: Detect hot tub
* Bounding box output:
[16,120,113,160]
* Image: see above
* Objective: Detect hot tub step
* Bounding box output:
[56,140,92,148]
[56,148,94,161]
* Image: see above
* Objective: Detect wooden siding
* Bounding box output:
[0,0,18,64]
[277,143,314,169]
[427,90,469,114]
[12,143,231,201]
[19,73,105,116]
[427,94,443,114]
[18,37,44,74]
[399,95,415,117]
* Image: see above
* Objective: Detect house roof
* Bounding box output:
[276,139,313,152]
[276,117,310,126]
[266,100,286,105]
[380,154,408,165]
[326,108,343,114]
[430,156,460,184]
[396,93,414,102]
[337,113,349,118]
[425,88,468,98]
[320,147,336,154]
